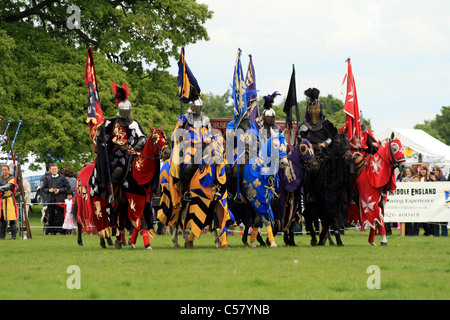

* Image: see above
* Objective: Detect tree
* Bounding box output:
[200,90,234,119]
[0,0,213,70]
[0,0,212,172]
[414,106,450,145]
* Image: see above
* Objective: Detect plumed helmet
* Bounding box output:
[262,91,279,124]
[113,82,131,119]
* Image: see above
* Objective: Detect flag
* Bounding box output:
[245,55,262,131]
[283,64,299,130]
[231,48,247,130]
[343,58,363,149]
[84,46,104,147]
[177,45,201,104]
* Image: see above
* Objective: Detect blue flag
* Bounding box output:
[177,45,201,104]
[231,49,247,129]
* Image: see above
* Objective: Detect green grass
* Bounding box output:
[1,207,449,300]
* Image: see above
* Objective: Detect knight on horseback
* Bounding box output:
[171,97,213,201]
[297,87,345,246]
[107,83,147,192]
[89,82,147,239]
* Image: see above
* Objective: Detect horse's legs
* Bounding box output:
[379,223,388,246]
[130,227,139,248]
[185,231,195,249]
[369,222,388,246]
[250,226,259,247]
[77,222,83,246]
[318,220,329,246]
[330,216,343,246]
[305,217,317,246]
[171,224,180,248]
[140,229,152,250]
[100,237,107,249]
[369,227,376,246]
[241,225,249,245]
[213,228,220,248]
[286,225,296,246]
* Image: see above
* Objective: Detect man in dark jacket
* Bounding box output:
[41,164,71,235]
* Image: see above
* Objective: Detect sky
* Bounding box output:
[167,0,450,135]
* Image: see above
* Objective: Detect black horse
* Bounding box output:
[302,132,352,246]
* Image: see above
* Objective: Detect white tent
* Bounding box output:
[373,127,450,175]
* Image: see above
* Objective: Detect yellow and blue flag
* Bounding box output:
[177,45,201,104]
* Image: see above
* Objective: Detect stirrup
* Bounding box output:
[233,193,244,204]
[183,191,192,202]
[108,194,116,204]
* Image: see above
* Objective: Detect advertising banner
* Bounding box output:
[384,182,450,222]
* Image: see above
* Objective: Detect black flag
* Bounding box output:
[283,64,299,129]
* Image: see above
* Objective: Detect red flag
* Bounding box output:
[84,46,104,149]
[343,58,363,149]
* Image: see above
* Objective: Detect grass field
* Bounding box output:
[0,207,449,300]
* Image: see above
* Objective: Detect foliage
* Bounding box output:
[200,89,234,119]
[414,106,450,145]
[0,0,212,172]
[0,0,212,70]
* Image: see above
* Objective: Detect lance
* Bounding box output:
[7,120,22,165]
[0,120,12,144]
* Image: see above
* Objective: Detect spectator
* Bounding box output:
[61,167,77,195]
[40,163,51,205]
[418,165,433,236]
[59,192,77,235]
[430,165,446,181]
[41,164,71,235]
[430,165,448,237]
[402,166,420,236]
[418,164,430,182]
[0,164,18,240]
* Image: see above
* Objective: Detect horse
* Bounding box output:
[348,132,406,246]
[157,133,234,248]
[75,127,169,249]
[271,138,319,246]
[241,130,289,248]
[303,132,353,246]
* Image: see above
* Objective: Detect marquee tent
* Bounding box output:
[373,127,450,173]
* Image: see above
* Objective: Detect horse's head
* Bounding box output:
[260,131,289,174]
[388,132,406,171]
[333,132,353,163]
[149,125,170,160]
[273,131,289,170]
[297,138,319,173]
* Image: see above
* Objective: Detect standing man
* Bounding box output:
[0,164,18,240]
[41,164,71,235]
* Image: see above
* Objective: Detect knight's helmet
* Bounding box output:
[262,91,280,126]
[304,87,323,125]
[113,82,131,119]
[187,98,203,116]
